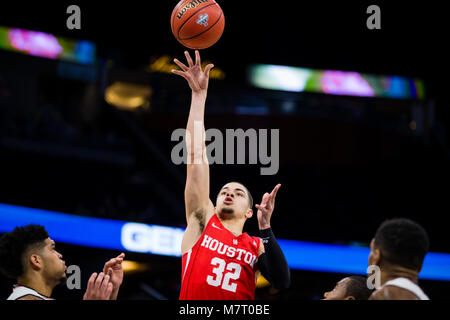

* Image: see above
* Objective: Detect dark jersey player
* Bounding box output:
[0,224,125,300]
[368,218,430,300]
[323,276,374,300]
[172,51,290,300]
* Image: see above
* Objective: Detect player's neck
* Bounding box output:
[218,216,244,236]
[17,272,54,297]
[381,265,419,285]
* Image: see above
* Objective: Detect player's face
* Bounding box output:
[322,278,353,300]
[41,238,67,284]
[216,182,252,219]
[368,239,380,266]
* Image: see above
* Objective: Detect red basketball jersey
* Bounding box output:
[179,214,261,300]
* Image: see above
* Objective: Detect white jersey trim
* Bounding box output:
[382,277,430,300]
[7,285,53,300]
[182,249,192,282]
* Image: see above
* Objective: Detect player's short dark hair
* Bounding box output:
[0,224,49,279]
[374,218,429,271]
[345,276,374,300]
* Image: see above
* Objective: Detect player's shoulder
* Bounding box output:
[369,286,419,300]
[243,235,263,255]
[257,237,265,255]
[187,200,215,231]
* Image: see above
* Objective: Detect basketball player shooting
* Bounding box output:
[172,51,290,299]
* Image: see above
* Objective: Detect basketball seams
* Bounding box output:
[176,2,218,41]
[179,10,223,41]
[177,37,191,49]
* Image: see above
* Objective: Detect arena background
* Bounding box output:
[0,1,449,300]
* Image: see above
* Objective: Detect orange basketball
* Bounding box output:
[171,0,225,49]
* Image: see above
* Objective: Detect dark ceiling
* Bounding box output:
[0,1,446,77]
[1,1,449,302]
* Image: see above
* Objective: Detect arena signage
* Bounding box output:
[1,203,449,281]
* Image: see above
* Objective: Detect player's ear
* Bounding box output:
[345,296,356,300]
[246,208,253,219]
[373,248,381,265]
[29,254,43,271]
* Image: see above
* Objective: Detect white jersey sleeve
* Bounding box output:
[7,285,53,300]
[382,277,430,300]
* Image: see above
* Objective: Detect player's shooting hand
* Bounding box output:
[255,184,281,230]
[103,253,125,300]
[83,272,114,300]
[172,50,214,94]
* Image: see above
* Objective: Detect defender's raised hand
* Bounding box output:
[172,50,214,93]
[255,184,281,230]
[103,253,125,300]
[83,272,113,300]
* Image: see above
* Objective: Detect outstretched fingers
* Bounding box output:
[195,50,201,66]
[173,58,189,72]
[104,253,125,271]
[270,184,281,198]
[184,50,194,67]
[256,193,270,210]
[86,272,97,291]
[172,69,190,81]
[94,272,105,290]
[101,274,111,292]
[262,192,270,204]
[106,282,114,298]
[204,63,214,77]
[268,184,281,207]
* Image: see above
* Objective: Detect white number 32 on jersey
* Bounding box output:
[206,257,242,293]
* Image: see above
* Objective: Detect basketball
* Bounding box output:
[171,0,225,50]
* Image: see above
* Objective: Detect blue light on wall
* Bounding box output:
[1,203,449,281]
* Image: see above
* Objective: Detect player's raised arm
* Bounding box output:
[255,184,291,290]
[172,51,215,228]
